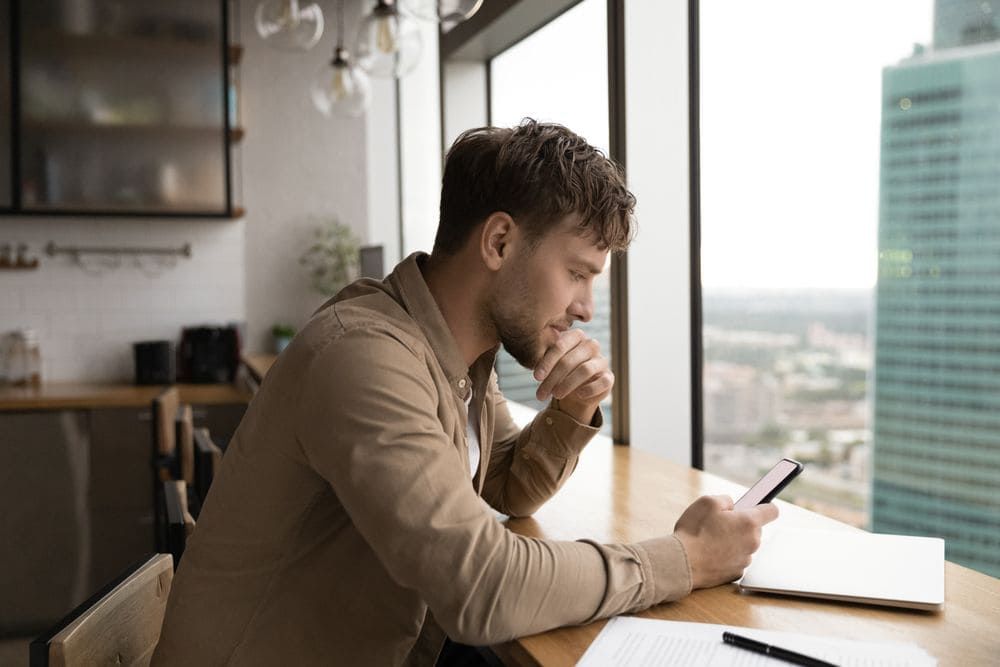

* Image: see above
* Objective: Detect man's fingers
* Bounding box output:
[750,502,780,525]
[550,357,607,399]
[533,329,586,381]
[712,495,735,511]
[535,336,599,400]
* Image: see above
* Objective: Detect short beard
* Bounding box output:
[498,320,542,370]
[488,270,543,370]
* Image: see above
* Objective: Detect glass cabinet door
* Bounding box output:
[17,0,228,215]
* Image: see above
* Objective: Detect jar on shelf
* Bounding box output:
[6,329,42,387]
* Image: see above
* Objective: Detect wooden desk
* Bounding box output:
[493,441,1000,666]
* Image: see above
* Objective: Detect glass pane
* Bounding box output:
[701,0,1000,578]
[489,0,612,433]
[0,0,10,208]
[18,0,226,213]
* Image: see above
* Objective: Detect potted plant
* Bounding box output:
[299,219,361,297]
[272,323,296,354]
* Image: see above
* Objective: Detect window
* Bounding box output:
[698,0,1000,577]
[488,0,614,432]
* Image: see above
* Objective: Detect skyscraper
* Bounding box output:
[872,0,1000,576]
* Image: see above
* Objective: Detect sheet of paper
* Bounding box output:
[577,617,937,667]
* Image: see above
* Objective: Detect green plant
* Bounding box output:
[272,324,296,338]
[299,219,361,297]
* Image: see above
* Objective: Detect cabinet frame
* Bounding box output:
[0,0,238,219]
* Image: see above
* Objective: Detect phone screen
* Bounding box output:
[734,458,803,509]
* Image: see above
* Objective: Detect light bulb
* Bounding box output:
[401,0,483,24]
[255,0,324,51]
[311,48,371,117]
[357,1,423,78]
[376,16,396,54]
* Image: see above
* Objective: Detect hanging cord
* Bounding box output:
[336,0,345,49]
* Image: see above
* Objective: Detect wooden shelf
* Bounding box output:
[23,200,230,215]
[22,120,244,142]
[26,30,221,60]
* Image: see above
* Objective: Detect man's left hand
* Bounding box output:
[533,329,613,424]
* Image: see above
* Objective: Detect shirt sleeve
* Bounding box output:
[294,328,690,645]
[481,372,603,518]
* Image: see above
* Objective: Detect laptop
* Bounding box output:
[739,527,945,611]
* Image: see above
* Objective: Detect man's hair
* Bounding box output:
[433,119,637,255]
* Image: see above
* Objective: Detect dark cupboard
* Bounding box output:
[1,0,236,217]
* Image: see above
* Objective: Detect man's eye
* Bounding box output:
[571,272,584,282]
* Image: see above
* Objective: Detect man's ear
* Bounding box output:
[480,212,516,271]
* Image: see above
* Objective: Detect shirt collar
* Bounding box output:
[388,252,497,396]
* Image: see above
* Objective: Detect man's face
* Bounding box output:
[488,216,609,370]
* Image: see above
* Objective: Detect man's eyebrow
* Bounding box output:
[573,259,604,275]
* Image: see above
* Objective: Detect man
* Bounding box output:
[153,120,777,666]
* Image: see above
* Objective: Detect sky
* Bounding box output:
[486,0,936,290]
[700,0,934,289]
[489,0,609,154]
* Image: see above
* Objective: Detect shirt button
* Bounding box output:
[458,379,467,389]
[545,417,553,426]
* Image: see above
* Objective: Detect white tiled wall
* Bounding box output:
[0,217,245,382]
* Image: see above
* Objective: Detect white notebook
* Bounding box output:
[739,527,945,611]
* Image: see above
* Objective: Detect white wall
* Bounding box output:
[240,0,371,352]
[398,17,442,256]
[625,0,693,465]
[0,217,244,382]
[442,61,487,152]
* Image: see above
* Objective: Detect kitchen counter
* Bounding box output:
[0,382,252,412]
[242,354,277,383]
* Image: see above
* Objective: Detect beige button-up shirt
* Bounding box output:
[152,253,691,666]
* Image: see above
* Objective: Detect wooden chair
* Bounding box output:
[152,389,195,548]
[193,427,223,507]
[162,481,195,568]
[176,404,195,487]
[29,553,173,667]
[151,387,179,483]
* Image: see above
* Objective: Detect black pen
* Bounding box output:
[722,631,839,667]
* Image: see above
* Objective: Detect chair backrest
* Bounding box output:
[29,553,174,667]
[151,387,180,468]
[175,404,195,486]
[193,427,223,505]
[162,481,195,567]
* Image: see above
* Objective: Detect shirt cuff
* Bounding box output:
[551,398,604,430]
[529,404,603,459]
[632,535,693,605]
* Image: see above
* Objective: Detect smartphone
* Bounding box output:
[733,458,804,510]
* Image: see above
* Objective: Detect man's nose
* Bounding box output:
[569,289,594,323]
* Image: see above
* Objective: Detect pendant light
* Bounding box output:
[255,0,325,51]
[311,0,371,117]
[402,0,483,25]
[356,0,423,78]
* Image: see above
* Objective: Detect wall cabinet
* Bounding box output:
[0,0,240,217]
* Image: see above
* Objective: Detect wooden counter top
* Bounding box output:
[0,382,252,412]
[242,354,277,383]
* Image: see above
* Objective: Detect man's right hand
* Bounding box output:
[672,495,779,589]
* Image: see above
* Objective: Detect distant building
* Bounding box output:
[703,361,779,442]
[872,0,1000,577]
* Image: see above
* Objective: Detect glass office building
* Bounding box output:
[872,0,1000,576]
